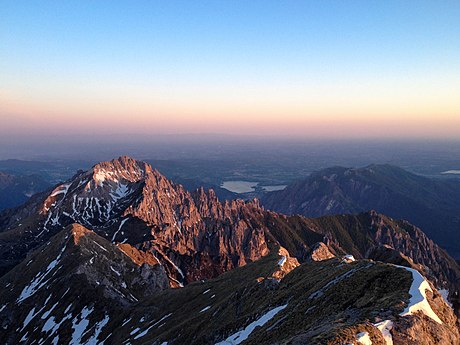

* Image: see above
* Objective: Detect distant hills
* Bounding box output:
[0,171,50,210]
[262,164,460,258]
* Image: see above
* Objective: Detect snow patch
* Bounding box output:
[50,183,71,197]
[130,327,141,335]
[112,218,129,242]
[342,254,356,263]
[152,313,172,328]
[374,320,393,345]
[71,306,94,343]
[278,256,287,267]
[17,241,67,302]
[110,266,122,277]
[215,304,287,345]
[22,307,36,331]
[438,289,453,309]
[163,255,184,279]
[42,317,57,333]
[110,183,130,201]
[356,331,372,345]
[85,314,110,345]
[92,240,108,252]
[398,266,442,324]
[199,306,211,313]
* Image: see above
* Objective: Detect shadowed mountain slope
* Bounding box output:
[262,164,460,258]
[1,225,458,344]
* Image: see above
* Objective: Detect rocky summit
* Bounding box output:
[1,156,459,344]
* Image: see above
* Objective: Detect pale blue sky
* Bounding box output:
[1,1,460,139]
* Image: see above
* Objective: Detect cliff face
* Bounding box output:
[0,157,271,285]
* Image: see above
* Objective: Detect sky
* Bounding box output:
[1,1,460,141]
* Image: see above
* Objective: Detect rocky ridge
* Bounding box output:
[0,232,458,344]
[261,164,460,259]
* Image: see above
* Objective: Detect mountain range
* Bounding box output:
[1,156,459,344]
[262,164,460,259]
[0,171,50,210]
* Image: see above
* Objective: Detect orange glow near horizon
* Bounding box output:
[2,82,460,140]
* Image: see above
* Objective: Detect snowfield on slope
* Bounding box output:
[215,304,288,345]
[398,266,442,324]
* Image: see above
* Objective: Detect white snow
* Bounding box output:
[41,301,59,319]
[71,306,94,343]
[110,266,122,277]
[278,256,287,267]
[112,218,129,242]
[342,254,356,263]
[438,289,453,308]
[133,322,157,340]
[64,304,72,314]
[42,317,57,332]
[50,183,71,197]
[200,306,211,313]
[203,289,211,295]
[163,256,184,278]
[309,266,367,299]
[398,266,442,324]
[22,307,36,331]
[133,327,150,339]
[0,305,6,312]
[110,183,130,201]
[17,242,67,303]
[94,170,112,186]
[92,240,108,252]
[356,331,372,345]
[215,304,287,345]
[130,327,141,335]
[261,185,286,192]
[374,320,393,345]
[151,313,172,328]
[20,332,28,342]
[370,266,445,344]
[85,314,110,345]
[121,318,132,326]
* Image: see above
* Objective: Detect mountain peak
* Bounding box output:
[91,156,152,185]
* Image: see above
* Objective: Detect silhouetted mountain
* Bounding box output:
[262,164,460,258]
